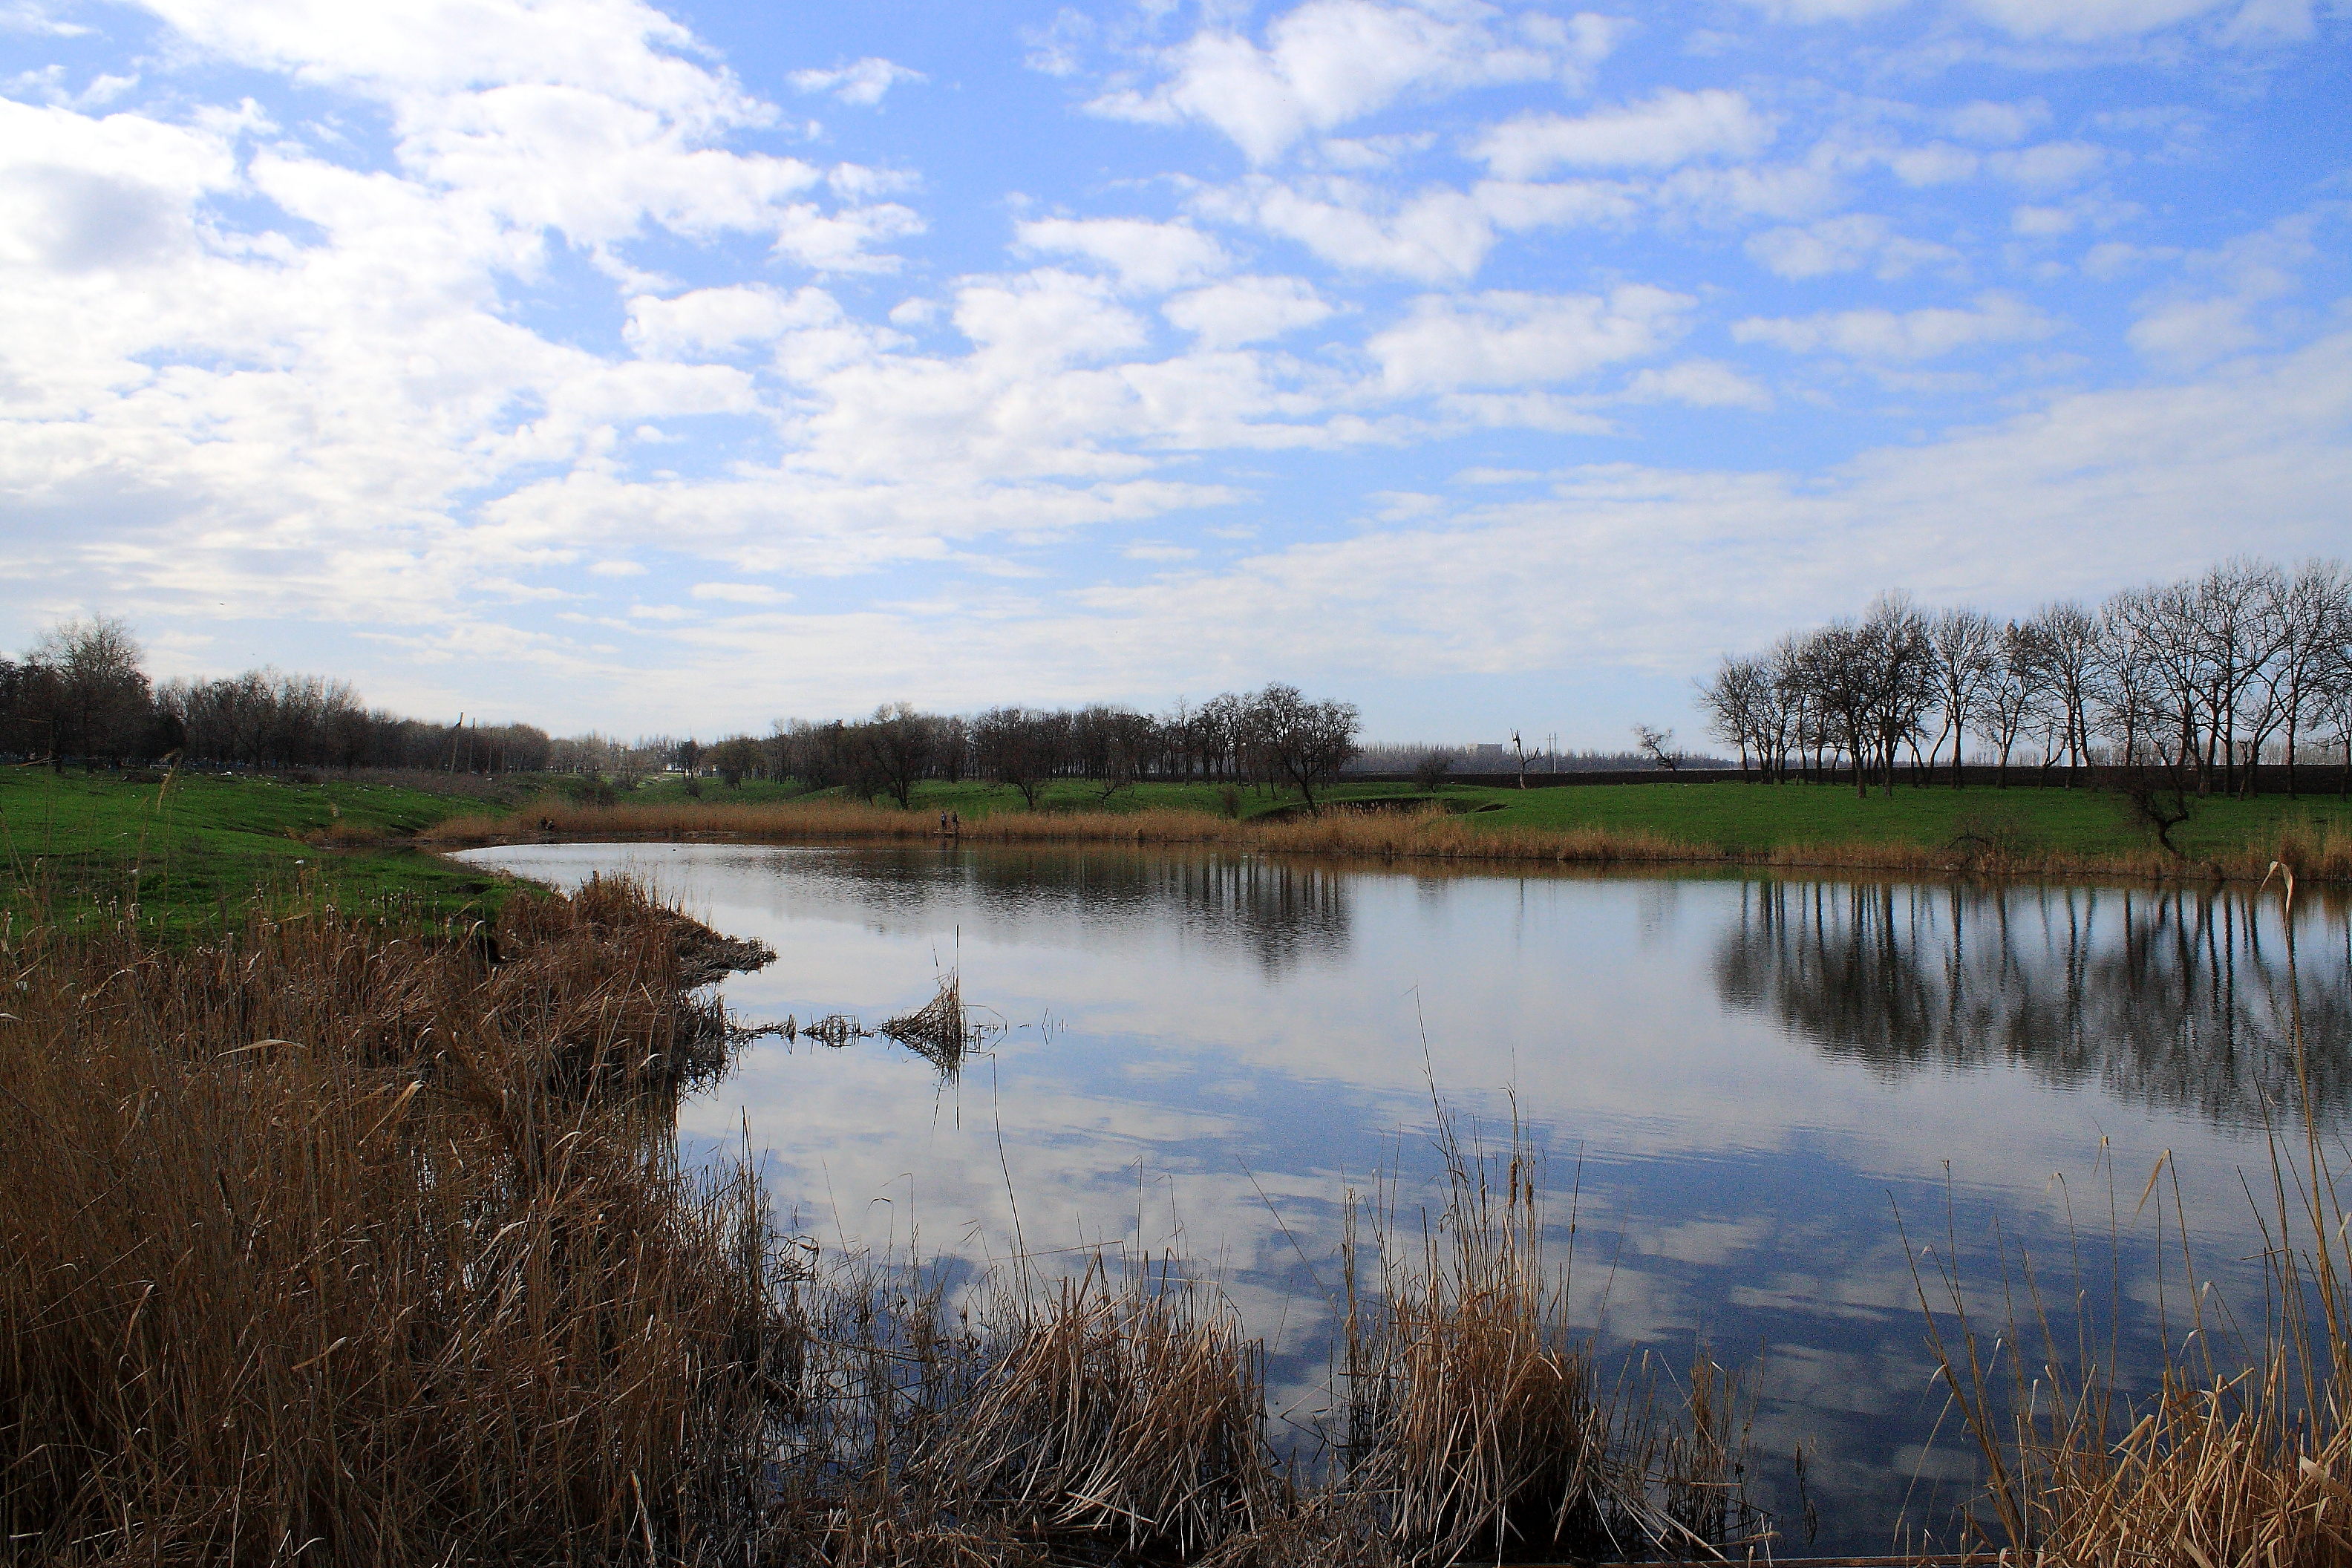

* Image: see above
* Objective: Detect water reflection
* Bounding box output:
[742,844,1353,976]
[454,842,2352,1553]
[1717,881,2352,1125]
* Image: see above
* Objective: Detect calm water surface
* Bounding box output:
[461,841,2352,1552]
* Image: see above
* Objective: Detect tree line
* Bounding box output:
[0,617,1364,806]
[1696,558,2352,799]
[711,687,1362,809]
[0,615,555,774]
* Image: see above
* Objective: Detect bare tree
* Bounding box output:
[1632,724,1680,772]
[856,703,935,808]
[1976,622,2040,787]
[1246,684,1360,813]
[26,615,150,765]
[1696,658,1763,779]
[1926,608,1995,787]
[2023,601,2097,785]
[972,707,1056,808]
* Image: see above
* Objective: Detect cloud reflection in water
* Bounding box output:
[460,842,2350,1551]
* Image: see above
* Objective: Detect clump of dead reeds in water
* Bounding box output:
[884,968,973,1073]
[0,875,786,1564]
[1918,864,2352,1567]
[1336,1108,1761,1564]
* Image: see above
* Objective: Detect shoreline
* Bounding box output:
[418,795,2352,889]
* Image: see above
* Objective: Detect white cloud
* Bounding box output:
[1370,287,1691,393]
[1473,90,1775,179]
[1734,293,2057,361]
[1945,99,2048,146]
[1734,0,1908,19]
[626,285,836,359]
[788,57,924,107]
[1961,0,2229,39]
[1088,0,1603,164]
[2126,213,2316,368]
[1987,140,2108,191]
[1013,217,1231,292]
[1746,215,1958,279]
[1624,359,1774,410]
[1022,8,1094,76]
[1039,332,2352,693]
[690,581,792,603]
[1162,275,1335,347]
[1200,174,1500,281]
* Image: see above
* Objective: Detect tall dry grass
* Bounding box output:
[420,792,2352,883]
[1336,1111,1763,1564]
[1918,864,2352,1566]
[0,878,785,1564]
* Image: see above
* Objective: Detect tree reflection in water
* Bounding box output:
[795,845,1353,977]
[1715,881,2352,1126]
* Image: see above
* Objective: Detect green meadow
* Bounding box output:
[10,764,2348,936]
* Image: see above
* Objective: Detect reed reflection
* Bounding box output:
[1715,881,2352,1126]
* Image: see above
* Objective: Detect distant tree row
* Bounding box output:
[0,616,552,774]
[0,620,1363,807]
[723,685,1363,809]
[1697,558,2352,797]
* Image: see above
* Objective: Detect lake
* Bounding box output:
[460,840,2351,1554]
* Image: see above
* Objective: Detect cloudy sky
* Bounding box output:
[1,0,2345,744]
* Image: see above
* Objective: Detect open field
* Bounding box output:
[0,766,535,932]
[13,765,2352,941]
[433,777,2352,883]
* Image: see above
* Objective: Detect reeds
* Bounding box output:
[420,793,2352,884]
[1337,1111,1763,1564]
[883,970,974,1073]
[1918,863,2352,1565]
[0,878,785,1564]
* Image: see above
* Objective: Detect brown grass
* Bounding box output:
[1919,866,2352,1566]
[0,878,783,1564]
[419,794,2352,885]
[1337,1109,1763,1564]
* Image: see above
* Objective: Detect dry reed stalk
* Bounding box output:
[924,1255,1278,1558]
[883,970,972,1072]
[1338,1110,1763,1564]
[1917,863,2352,1567]
[0,879,785,1566]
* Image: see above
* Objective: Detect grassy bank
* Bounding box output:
[0,883,1760,1564]
[0,765,536,932]
[428,781,2352,883]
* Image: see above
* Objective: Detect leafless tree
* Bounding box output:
[1926,608,1995,787]
[853,703,935,808]
[1976,622,2040,787]
[1245,683,1360,812]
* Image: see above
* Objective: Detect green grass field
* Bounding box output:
[13,764,2347,936]
[0,768,533,932]
[624,771,2352,863]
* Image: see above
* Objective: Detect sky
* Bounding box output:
[1,0,2347,746]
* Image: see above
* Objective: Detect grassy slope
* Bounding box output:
[20,764,2339,930]
[578,773,2352,869]
[0,768,529,932]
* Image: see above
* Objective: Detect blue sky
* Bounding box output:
[1,0,2346,745]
